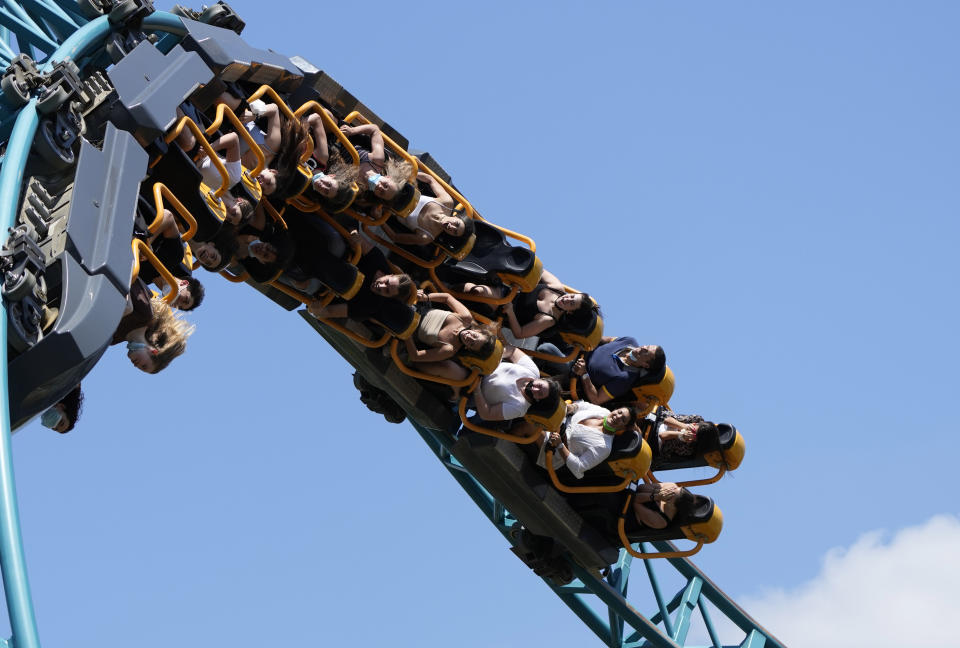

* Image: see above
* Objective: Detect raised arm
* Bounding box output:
[417,171,454,208]
[403,336,456,363]
[502,301,555,339]
[423,292,473,323]
[304,111,329,168]
[341,123,385,166]
[539,269,565,291]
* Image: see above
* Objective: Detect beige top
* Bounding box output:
[417,309,450,346]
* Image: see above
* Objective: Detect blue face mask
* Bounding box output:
[127,341,149,353]
[367,173,382,191]
[248,239,262,255]
[312,171,326,183]
[41,409,64,430]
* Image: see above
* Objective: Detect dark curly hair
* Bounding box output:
[58,384,84,433]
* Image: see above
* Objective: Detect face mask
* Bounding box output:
[367,173,382,191]
[41,409,64,430]
[312,171,326,183]
[127,341,149,353]
[248,239,262,255]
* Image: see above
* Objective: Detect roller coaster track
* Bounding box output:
[0,2,785,647]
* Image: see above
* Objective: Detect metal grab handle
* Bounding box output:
[247,85,313,166]
[206,102,265,177]
[524,344,582,364]
[426,267,521,307]
[671,466,727,489]
[294,100,360,168]
[219,267,249,283]
[360,222,445,269]
[616,520,704,560]
[389,339,478,387]
[164,116,230,198]
[457,397,542,444]
[148,182,198,241]
[344,111,418,182]
[130,239,179,304]
[544,449,636,494]
[413,158,474,222]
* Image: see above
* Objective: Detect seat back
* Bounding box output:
[631,365,675,415]
[465,220,541,292]
[524,394,565,432]
[369,302,420,339]
[459,338,504,375]
[621,492,723,545]
[558,311,603,351]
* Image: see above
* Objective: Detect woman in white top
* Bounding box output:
[538,402,639,479]
[380,171,469,244]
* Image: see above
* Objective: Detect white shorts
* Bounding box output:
[199,156,242,190]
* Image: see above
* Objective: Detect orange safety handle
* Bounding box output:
[343,205,391,227]
[247,85,315,167]
[148,183,198,241]
[389,339,478,387]
[344,111,418,183]
[426,266,520,307]
[164,116,230,198]
[670,466,727,489]
[294,100,361,168]
[413,159,474,222]
[524,344,583,364]
[361,222,446,269]
[219,267,249,283]
[261,199,288,229]
[314,315,391,348]
[130,239,179,304]
[457,397,542,444]
[544,449,636,494]
[206,102,266,178]
[616,518,704,560]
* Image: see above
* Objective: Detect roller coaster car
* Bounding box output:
[568,489,723,560]
[432,220,543,295]
[6,125,148,429]
[544,425,653,495]
[643,412,745,488]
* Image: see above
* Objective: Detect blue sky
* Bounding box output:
[7,2,960,646]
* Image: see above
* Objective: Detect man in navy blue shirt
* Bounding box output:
[572,336,666,405]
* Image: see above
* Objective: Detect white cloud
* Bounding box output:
[733,514,960,648]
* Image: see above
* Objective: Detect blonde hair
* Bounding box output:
[145,297,195,373]
[326,154,359,187]
[385,157,412,187]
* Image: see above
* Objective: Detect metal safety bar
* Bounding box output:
[130,239,180,304]
[164,115,230,198]
[206,102,265,178]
